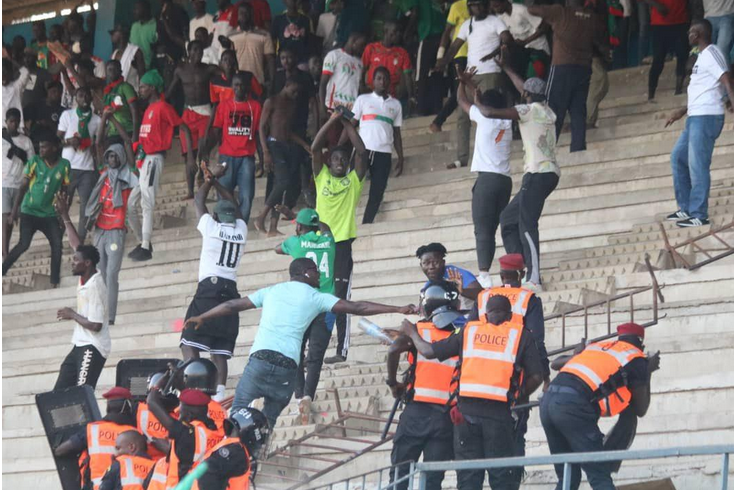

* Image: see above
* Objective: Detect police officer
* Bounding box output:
[386,281,463,490]
[541,323,660,490]
[192,407,270,490]
[99,430,154,490]
[54,387,137,490]
[172,359,228,430]
[474,253,550,464]
[136,371,179,461]
[146,370,225,490]
[401,295,543,490]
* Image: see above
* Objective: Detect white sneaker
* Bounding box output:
[298,396,312,425]
[478,271,493,289]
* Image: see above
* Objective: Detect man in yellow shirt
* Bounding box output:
[311,109,368,364]
[430,0,469,143]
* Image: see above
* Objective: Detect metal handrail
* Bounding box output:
[318,444,733,490]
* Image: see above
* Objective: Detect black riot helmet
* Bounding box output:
[226,408,271,455]
[174,359,218,395]
[420,281,462,330]
[148,371,179,411]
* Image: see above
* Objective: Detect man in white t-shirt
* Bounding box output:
[349,67,404,225]
[435,0,510,168]
[665,20,734,228]
[460,56,559,289]
[2,60,31,129]
[54,243,110,390]
[2,108,34,259]
[58,86,101,243]
[491,0,550,78]
[181,162,247,402]
[456,69,512,286]
[320,33,367,115]
[190,0,215,41]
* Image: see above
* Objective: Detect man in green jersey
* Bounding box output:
[275,207,336,423]
[3,134,70,287]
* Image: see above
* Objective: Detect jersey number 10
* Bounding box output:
[217,242,242,269]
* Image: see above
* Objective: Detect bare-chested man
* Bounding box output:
[166,40,219,197]
[254,79,311,236]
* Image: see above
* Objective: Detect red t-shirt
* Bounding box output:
[650,0,688,25]
[362,42,413,97]
[209,72,263,103]
[139,100,182,154]
[213,97,262,157]
[96,175,132,230]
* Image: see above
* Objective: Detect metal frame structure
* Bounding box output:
[660,220,734,271]
[317,445,734,490]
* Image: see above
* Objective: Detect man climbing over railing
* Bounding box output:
[541,322,661,490]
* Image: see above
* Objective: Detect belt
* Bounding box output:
[547,385,582,396]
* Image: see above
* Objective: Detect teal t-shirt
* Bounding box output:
[248,281,340,363]
[281,231,336,294]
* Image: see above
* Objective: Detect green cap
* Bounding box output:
[296,208,319,226]
[214,200,237,224]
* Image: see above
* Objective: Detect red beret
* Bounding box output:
[103,387,132,400]
[617,322,645,339]
[498,254,525,271]
[179,389,211,407]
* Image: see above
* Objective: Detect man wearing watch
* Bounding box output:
[385,281,463,490]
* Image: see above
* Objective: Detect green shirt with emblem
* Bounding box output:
[282,231,337,294]
[21,156,71,218]
[102,81,138,136]
[314,166,365,243]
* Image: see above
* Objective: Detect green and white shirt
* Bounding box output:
[352,92,403,154]
[282,231,336,294]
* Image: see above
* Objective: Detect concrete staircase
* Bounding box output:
[3,64,733,489]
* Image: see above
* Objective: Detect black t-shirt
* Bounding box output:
[21,68,53,109]
[273,68,315,136]
[168,417,218,480]
[196,441,250,490]
[158,3,190,62]
[24,101,65,146]
[431,323,543,420]
[270,13,311,62]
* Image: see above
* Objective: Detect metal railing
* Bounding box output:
[660,219,734,271]
[318,445,733,490]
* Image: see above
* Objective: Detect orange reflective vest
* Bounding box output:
[191,437,251,490]
[458,319,524,402]
[117,454,155,490]
[561,340,645,417]
[85,421,137,490]
[166,420,225,489]
[137,402,178,461]
[477,286,534,319]
[408,322,458,405]
[174,400,227,431]
[146,458,168,490]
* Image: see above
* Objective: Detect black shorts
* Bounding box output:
[181,276,240,357]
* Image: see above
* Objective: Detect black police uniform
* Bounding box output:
[196,441,250,489]
[431,326,543,490]
[389,321,460,490]
[541,353,648,490]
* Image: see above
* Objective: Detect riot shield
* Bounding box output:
[36,385,101,490]
[115,359,180,401]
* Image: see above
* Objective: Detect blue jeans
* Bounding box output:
[708,13,734,64]
[218,155,256,223]
[540,387,615,490]
[670,115,725,220]
[232,357,297,429]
